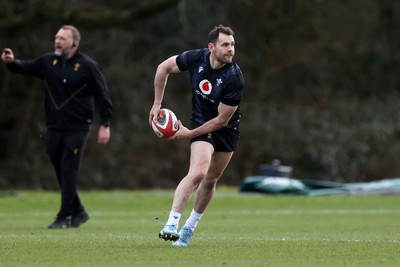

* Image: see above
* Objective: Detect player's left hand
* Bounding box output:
[167,121,191,140]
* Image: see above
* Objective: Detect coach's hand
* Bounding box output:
[97,125,111,144]
[2,48,14,64]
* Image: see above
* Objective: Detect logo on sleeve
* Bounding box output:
[199,79,212,95]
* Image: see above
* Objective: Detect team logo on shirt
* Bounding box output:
[199,79,212,95]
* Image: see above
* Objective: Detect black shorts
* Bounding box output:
[190,125,239,152]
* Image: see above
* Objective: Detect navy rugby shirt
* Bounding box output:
[176,48,244,131]
[7,51,113,130]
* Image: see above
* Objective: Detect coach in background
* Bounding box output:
[2,25,113,229]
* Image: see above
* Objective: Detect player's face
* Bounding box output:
[212,33,235,64]
[54,29,74,57]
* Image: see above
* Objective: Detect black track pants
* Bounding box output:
[44,129,89,217]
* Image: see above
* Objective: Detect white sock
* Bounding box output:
[184,209,203,231]
[166,211,181,226]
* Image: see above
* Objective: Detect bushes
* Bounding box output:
[237,94,400,183]
[2,0,400,188]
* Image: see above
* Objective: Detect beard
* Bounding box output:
[215,53,233,65]
[54,47,69,57]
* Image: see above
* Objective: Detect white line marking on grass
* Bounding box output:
[0,211,141,217]
[200,236,400,243]
[219,209,400,215]
[1,209,400,217]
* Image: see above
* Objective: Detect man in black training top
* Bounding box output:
[2,25,113,229]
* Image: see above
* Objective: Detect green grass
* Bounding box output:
[0,189,399,267]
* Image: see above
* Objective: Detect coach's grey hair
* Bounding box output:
[61,25,81,43]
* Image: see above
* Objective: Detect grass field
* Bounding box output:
[0,189,399,267]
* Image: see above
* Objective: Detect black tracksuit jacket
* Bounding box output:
[7,51,113,130]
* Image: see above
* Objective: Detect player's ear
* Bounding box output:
[208,42,214,51]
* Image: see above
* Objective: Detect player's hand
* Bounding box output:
[168,121,190,140]
[2,48,14,64]
[149,105,161,126]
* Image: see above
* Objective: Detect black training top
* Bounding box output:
[7,51,113,130]
[176,48,244,131]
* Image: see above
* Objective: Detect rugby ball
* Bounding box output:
[151,108,179,138]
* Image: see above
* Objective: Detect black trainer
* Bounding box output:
[48,216,71,229]
[71,210,90,228]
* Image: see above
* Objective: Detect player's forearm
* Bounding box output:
[153,70,169,106]
[190,117,228,139]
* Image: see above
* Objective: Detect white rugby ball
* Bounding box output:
[151,108,179,138]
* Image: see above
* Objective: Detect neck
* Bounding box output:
[209,54,225,70]
[66,49,77,59]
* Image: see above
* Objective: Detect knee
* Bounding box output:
[203,175,219,188]
[189,170,208,185]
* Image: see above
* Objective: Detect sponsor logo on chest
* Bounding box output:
[196,78,224,104]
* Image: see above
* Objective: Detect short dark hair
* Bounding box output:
[208,24,234,44]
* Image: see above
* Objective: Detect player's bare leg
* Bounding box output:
[159,141,213,241]
[172,151,233,247]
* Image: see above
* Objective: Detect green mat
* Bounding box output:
[239,176,400,196]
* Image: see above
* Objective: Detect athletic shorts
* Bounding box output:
[190,124,240,152]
